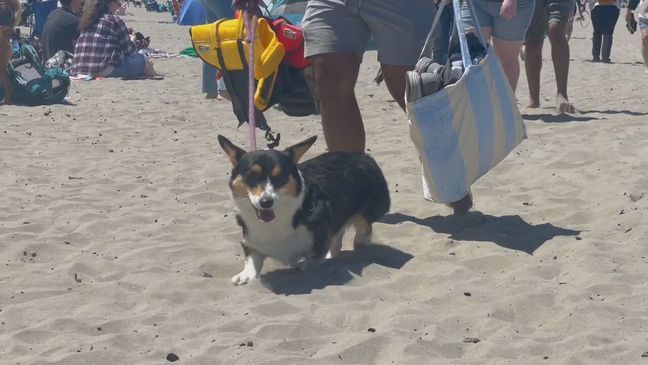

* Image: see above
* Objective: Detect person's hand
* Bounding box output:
[626,9,637,34]
[500,0,517,20]
[626,9,634,23]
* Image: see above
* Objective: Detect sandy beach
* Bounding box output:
[1,6,648,365]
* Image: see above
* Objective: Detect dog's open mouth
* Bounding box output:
[255,208,275,223]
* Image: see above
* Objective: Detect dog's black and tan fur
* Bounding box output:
[0,0,19,104]
[218,135,390,285]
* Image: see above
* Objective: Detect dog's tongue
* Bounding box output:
[256,209,275,223]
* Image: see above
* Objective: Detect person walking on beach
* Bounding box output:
[302,0,477,214]
[468,0,534,91]
[627,0,648,70]
[522,0,575,113]
[301,0,435,154]
[589,0,621,63]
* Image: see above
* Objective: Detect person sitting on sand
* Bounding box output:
[41,0,82,61]
[71,0,160,78]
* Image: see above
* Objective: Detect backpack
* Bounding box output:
[8,44,71,106]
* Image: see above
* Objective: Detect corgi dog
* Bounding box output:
[217,135,390,285]
[0,0,20,104]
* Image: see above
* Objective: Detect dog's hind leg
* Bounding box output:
[325,229,344,259]
[352,215,372,250]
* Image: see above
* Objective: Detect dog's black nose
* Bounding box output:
[259,197,274,209]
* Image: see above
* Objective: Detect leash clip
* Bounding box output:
[265,129,281,149]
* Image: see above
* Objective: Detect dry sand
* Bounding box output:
[1,7,647,365]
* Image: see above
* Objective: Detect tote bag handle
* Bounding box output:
[452,0,488,67]
[418,0,451,60]
[418,0,489,66]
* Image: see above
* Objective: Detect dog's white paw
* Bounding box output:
[230,270,258,285]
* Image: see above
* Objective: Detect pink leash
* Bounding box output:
[242,1,258,151]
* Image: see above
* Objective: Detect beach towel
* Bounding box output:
[406,0,526,203]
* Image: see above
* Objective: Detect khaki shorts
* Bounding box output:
[302,0,436,66]
[525,0,574,42]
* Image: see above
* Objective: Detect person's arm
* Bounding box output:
[627,0,639,23]
[500,0,517,21]
[112,15,137,56]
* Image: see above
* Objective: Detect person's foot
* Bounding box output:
[602,58,611,63]
[448,193,473,216]
[556,93,575,113]
[592,57,601,62]
[206,91,231,101]
[526,101,540,108]
[218,90,231,101]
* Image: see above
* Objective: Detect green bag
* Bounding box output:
[8,44,71,106]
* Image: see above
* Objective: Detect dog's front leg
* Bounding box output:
[231,247,264,285]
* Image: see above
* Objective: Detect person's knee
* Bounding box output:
[312,55,359,99]
[547,22,567,43]
[524,40,543,56]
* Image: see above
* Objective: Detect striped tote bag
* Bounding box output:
[406,0,526,203]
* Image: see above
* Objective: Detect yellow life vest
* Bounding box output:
[190,17,286,110]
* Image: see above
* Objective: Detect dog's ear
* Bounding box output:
[284,136,317,163]
[218,135,246,166]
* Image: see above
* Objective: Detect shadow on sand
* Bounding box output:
[380,211,580,255]
[579,109,648,117]
[522,113,599,123]
[261,243,413,295]
[262,211,580,295]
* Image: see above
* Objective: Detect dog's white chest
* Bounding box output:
[244,223,313,264]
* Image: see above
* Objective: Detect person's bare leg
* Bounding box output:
[547,21,574,113]
[565,12,575,41]
[524,39,543,108]
[312,53,364,152]
[380,64,415,111]
[480,27,493,41]
[642,30,648,68]
[476,28,526,92]
[492,37,524,92]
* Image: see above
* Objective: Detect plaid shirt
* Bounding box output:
[71,14,137,76]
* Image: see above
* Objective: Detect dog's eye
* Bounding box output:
[244,171,258,184]
[271,175,287,186]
